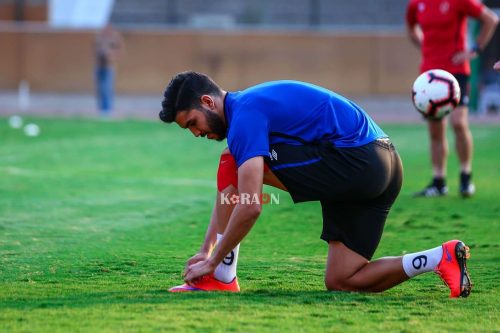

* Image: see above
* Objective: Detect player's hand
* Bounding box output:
[183,259,216,284]
[452,50,476,65]
[494,60,500,72]
[185,252,209,270]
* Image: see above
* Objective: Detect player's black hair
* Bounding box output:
[159,71,222,123]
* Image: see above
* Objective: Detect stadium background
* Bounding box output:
[0,0,499,118]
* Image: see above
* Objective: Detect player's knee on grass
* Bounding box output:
[325,276,354,292]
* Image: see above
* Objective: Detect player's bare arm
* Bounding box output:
[406,23,422,48]
[263,168,288,191]
[184,199,219,269]
[475,7,499,51]
[452,7,499,64]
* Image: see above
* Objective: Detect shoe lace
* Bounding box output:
[199,274,213,282]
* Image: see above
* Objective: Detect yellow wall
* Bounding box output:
[0,28,420,95]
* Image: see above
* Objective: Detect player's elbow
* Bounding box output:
[248,203,263,219]
[483,8,499,28]
[488,12,499,29]
[240,203,262,220]
[493,14,499,28]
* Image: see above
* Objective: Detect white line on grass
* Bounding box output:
[3,166,216,188]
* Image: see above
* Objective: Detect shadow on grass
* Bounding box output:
[0,288,430,311]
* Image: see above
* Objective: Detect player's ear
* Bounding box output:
[200,95,214,109]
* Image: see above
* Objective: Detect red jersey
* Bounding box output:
[406,0,484,74]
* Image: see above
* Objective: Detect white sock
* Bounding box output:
[402,245,443,278]
[213,233,240,283]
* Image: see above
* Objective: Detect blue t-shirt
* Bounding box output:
[224,80,387,167]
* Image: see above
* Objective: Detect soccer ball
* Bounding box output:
[24,123,40,137]
[412,69,461,119]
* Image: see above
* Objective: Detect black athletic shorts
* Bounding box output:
[264,138,403,260]
[454,74,469,106]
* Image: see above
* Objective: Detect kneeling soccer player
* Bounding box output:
[160,71,472,297]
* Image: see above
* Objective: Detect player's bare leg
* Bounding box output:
[450,105,475,196]
[266,171,420,294]
[171,148,289,292]
[209,155,287,284]
[451,106,472,172]
[428,119,448,178]
[324,241,408,292]
[414,119,448,196]
[265,169,415,294]
[324,240,472,297]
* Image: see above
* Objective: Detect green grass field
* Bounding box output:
[1,117,499,332]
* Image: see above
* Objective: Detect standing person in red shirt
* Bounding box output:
[406,0,498,197]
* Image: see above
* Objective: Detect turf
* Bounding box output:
[0,117,499,332]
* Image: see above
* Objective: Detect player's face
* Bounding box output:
[176,107,227,141]
[200,106,227,141]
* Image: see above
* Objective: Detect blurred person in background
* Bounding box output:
[94,24,124,117]
[406,0,498,198]
[478,56,500,114]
